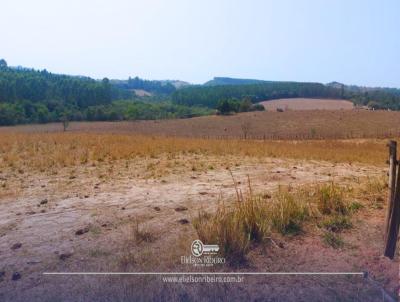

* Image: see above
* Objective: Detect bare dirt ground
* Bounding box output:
[2,109,400,140]
[0,154,397,301]
[259,98,354,111]
[133,89,152,97]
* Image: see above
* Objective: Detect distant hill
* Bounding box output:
[204,77,268,86]
[160,80,191,89]
[0,59,211,125]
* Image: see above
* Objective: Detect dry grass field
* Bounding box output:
[0,126,398,301]
[259,98,354,111]
[0,133,390,171]
[2,109,400,140]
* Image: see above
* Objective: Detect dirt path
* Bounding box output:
[0,157,396,301]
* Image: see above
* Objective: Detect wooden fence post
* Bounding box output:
[384,140,400,259]
[385,141,397,237]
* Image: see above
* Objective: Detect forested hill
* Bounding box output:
[0,64,123,106]
[172,81,341,108]
[173,79,400,110]
[0,60,128,124]
[0,60,210,125]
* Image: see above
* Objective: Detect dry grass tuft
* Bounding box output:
[133,221,156,244]
[193,179,380,264]
[193,176,270,264]
[353,177,387,209]
[317,183,349,215]
[269,189,309,235]
[193,209,251,264]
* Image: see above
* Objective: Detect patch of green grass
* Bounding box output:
[89,249,111,258]
[321,215,352,232]
[322,231,344,249]
[348,201,364,212]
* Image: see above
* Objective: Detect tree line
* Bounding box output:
[111,77,176,94]
[172,81,400,111]
[343,88,400,110]
[171,82,342,108]
[216,97,265,115]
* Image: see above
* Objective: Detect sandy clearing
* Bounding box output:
[260,98,354,111]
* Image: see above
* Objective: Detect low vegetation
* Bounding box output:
[216,98,264,115]
[192,180,379,265]
[320,215,352,232]
[193,180,270,264]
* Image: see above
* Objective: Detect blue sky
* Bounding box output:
[1,0,399,86]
